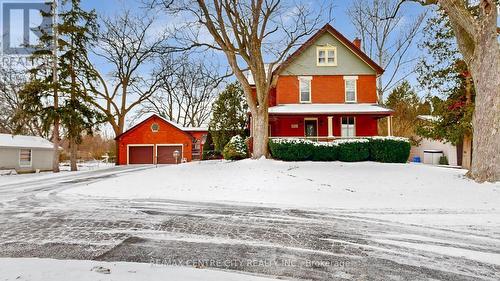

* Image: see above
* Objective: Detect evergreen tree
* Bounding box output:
[16,0,103,171]
[416,11,474,169]
[385,81,430,140]
[209,82,248,152]
[201,131,217,160]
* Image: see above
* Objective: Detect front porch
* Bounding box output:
[249,103,394,141]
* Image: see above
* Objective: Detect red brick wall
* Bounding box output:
[275,75,377,104]
[269,115,378,137]
[116,116,196,165]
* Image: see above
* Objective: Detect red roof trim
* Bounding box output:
[274,24,384,76]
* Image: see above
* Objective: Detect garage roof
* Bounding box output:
[115,114,208,140]
[0,134,54,149]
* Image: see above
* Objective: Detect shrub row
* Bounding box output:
[269,137,410,163]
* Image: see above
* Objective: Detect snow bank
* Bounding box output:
[64,159,500,210]
[0,258,281,281]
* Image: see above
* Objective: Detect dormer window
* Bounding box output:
[316,46,337,66]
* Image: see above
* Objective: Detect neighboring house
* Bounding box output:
[249,24,393,139]
[0,134,55,172]
[115,114,208,165]
[410,115,459,166]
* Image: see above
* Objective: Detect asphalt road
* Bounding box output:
[0,166,499,280]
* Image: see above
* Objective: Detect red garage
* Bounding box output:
[115,114,208,165]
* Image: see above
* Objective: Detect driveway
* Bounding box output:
[0,166,499,280]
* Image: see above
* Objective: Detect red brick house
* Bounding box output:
[115,114,208,165]
[249,24,393,139]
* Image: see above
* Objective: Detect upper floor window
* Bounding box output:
[316,46,337,66]
[299,76,312,103]
[344,76,358,103]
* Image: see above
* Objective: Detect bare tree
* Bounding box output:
[389,0,499,182]
[150,0,327,158]
[83,11,167,164]
[349,0,426,103]
[136,55,227,127]
[0,63,45,136]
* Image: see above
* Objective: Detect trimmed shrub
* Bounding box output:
[268,139,313,161]
[203,150,222,160]
[222,135,248,160]
[337,139,370,162]
[368,137,411,163]
[269,137,411,163]
[439,155,449,165]
[311,143,338,161]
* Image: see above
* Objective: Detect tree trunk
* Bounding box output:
[467,30,500,182]
[461,74,473,170]
[251,107,269,159]
[468,61,500,182]
[70,140,78,171]
[113,119,124,165]
[52,118,60,173]
[462,134,472,170]
[51,0,59,173]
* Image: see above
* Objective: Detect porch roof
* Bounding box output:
[268,103,393,115]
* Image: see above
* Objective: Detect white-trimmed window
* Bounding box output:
[19,149,32,167]
[344,76,358,103]
[316,46,337,66]
[341,117,356,137]
[299,76,312,103]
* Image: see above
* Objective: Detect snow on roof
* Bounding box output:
[181,126,209,132]
[155,115,208,132]
[417,115,440,122]
[0,134,54,149]
[244,64,278,85]
[268,103,393,115]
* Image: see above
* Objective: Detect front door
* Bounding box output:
[305,119,318,137]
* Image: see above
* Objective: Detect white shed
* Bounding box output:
[0,134,55,172]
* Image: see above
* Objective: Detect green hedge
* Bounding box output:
[336,140,370,162]
[269,137,410,163]
[368,137,411,163]
[268,139,313,161]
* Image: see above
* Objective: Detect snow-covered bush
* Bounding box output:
[222,135,248,160]
[269,137,410,163]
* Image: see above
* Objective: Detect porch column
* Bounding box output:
[327,116,333,138]
[387,116,393,136]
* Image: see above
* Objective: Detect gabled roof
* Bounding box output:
[274,24,384,76]
[0,134,54,149]
[115,114,207,140]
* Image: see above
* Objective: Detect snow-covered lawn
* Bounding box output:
[66,159,499,210]
[0,258,281,281]
[0,161,114,186]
